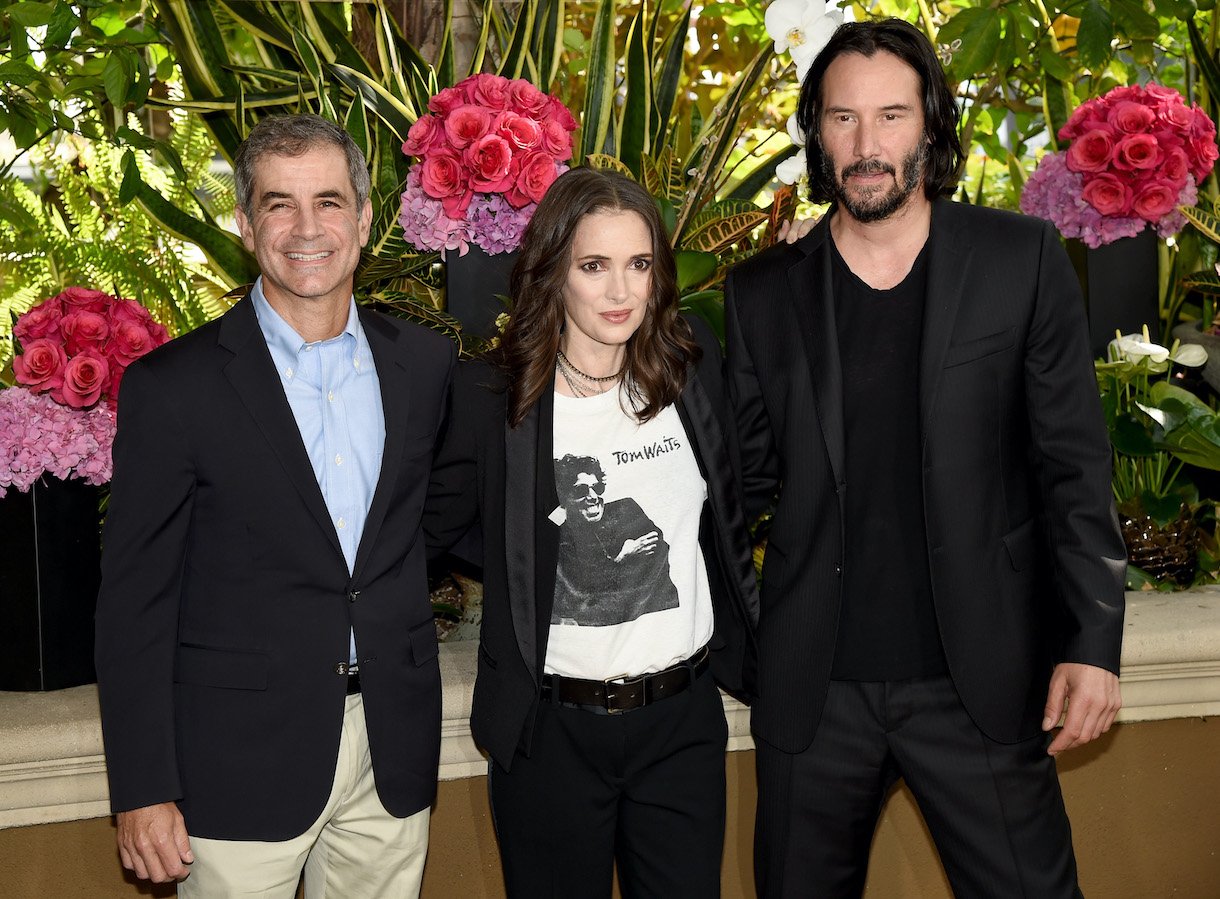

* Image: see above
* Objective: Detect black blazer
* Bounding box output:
[425,319,759,770]
[95,295,455,840]
[725,200,1127,753]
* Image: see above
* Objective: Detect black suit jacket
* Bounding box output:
[95,295,455,840]
[424,319,759,769]
[725,200,1127,753]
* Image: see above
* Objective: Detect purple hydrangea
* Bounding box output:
[0,387,116,497]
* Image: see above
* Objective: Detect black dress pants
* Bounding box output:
[755,675,1081,899]
[489,667,728,898]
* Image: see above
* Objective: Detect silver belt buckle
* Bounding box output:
[603,672,646,714]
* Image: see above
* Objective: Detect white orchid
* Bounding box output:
[776,149,807,185]
[765,0,844,80]
[786,112,805,147]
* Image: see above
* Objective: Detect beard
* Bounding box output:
[821,141,929,223]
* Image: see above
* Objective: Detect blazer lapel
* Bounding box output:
[504,387,557,686]
[351,308,412,578]
[919,200,971,438]
[219,295,343,561]
[788,223,847,489]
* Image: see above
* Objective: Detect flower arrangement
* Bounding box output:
[0,287,169,497]
[1022,84,1219,248]
[399,73,578,257]
[763,0,844,186]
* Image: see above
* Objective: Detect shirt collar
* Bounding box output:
[250,276,360,357]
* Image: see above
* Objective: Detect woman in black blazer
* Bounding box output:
[425,168,758,898]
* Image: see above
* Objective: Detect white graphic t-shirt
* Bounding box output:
[545,385,714,680]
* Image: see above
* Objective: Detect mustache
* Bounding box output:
[842,159,896,178]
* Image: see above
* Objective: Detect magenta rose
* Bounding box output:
[61,310,110,355]
[1158,100,1193,131]
[419,152,466,199]
[1189,107,1217,142]
[546,96,579,133]
[1061,98,1107,141]
[496,111,542,150]
[12,299,64,344]
[1081,174,1133,216]
[428,86,466,116]
[403,114,444,157]
[12,339,67,392]
[1189,136,1220,181]
[1065,129,1115,173]
[444,105,493,150]
[1106,85,1140,104]
[469,73,511,111]
[1162,147,1190,186]
[107,319,160,367]
[1131,181,1180,221]
[1108,101,1155,134]
[58,286,110,312]
[466,134,515,192]
[507,153,559,207]
[58,350,110,408]
[508,80,549,117]
[440,189,474,220]
[539,118,573,160]
[107,362,127,400]
[1145,84,1180,104]
[1112,133,1160,170]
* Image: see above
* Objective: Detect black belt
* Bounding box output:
[541,645,710,714]
[346,669,361,695]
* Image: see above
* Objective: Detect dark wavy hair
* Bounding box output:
[497,167,698,428]
[796,18,964,203]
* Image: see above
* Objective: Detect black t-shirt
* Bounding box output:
[829,235,947,681]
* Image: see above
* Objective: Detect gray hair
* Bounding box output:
[233,114,371,217]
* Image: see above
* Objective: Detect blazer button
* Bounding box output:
[834,564,842,576]
[334,662,349,675]
[348,589,360,603]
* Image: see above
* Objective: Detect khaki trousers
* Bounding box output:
[178,693,430,898]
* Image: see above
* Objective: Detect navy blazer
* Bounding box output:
[425,318,759,770]
[725,200,1127,753]
[96,295,455,840]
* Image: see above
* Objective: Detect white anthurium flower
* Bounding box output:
[776,148,807,185]
[786,112,805,147]
[1170,342,1208,367]
[1110,332,1170,364]
[766,0,844,78]
[1135,401,1168,428]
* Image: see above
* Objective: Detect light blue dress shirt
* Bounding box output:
[251,278,385,665]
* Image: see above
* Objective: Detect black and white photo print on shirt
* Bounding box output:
[551,453,680,626]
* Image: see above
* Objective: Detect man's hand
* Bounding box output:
[116,801,193,883]
[777,216,820,245]
[1042,662,1121,756]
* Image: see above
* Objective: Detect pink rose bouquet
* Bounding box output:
[399,73,578,257]
[1,287,169,496]
[1021,84,1218,248]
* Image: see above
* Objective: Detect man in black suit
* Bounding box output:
[95,114,454,896]
[726,20,1127,897]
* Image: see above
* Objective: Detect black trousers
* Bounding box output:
[489,666,728,898]
[755,675,1081,899]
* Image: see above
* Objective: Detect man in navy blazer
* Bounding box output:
[726,21,1126,897]
[95,115,454,896]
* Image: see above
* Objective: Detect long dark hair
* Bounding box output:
[796,18,964,203]
[497,167,698,428]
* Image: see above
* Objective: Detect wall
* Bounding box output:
[1,716,1216,898]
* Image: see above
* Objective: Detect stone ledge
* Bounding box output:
[2,589,1217,829]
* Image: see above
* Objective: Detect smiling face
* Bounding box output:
[559,210,653,364]
[818,49,929,223]
[565,470,606,523]
[234,144,372,319]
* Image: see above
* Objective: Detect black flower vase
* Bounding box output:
[1066,228,1160,358]
[444,244,518,339]
[0,477,102,690]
